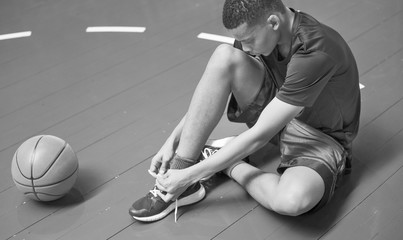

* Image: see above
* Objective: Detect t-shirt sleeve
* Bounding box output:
[276,51,338,107]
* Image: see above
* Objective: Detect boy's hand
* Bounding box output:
[149,140,176,175]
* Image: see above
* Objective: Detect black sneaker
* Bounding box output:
[129,183,205,222]
[198,145,220,181]
[198,136,244,181]
[198,137,236,164]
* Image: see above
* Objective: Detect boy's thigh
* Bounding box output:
[229,53,266,109]
[227,55,277,128]
[278,119,347,212]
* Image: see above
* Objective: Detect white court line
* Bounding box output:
[86,26,146,33]
[197,32,234,44]
[0,31,31,41]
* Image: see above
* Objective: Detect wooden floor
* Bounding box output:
[0,0,402,239]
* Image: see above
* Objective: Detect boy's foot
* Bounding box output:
[198,136,249,181]
[129,183,205,222]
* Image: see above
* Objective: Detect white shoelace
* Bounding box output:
[201,147,218,159]
[174,199,178,223]
[149,186,160,197]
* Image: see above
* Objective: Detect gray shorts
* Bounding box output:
[227,69,346,212]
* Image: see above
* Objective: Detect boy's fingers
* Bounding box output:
[159,161,169,174]
[148,169,158,178]
[149,158,161,175]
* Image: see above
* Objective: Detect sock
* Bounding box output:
[224,161,247,178]
[170,154,195,170]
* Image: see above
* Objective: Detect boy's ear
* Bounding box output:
[267,15,280,30]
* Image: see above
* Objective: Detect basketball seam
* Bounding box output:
[13,165,78,187]
[15,149,31,180]
[24,192,64,197]
[32,141,68,180]
[31,136,44,201]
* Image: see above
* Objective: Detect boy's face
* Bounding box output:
[229,20,279,56]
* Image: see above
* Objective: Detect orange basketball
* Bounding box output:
[11,135,79,201]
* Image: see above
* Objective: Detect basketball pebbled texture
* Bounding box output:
[11,135,79,201]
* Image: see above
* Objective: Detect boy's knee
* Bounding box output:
[213,44,236,58]
[211,43,263,84]
[211,44,247,68]
[271,190,317,216]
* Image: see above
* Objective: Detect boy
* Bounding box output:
[129,0,360,222]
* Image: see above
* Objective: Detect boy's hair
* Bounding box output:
[222,0,286,29]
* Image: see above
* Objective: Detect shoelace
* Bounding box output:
[149,186,179,223]
[174,199,178,223]
[149,186,160,198]
[201,147,219,159]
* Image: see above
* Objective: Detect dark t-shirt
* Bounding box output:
[235,9,361,164]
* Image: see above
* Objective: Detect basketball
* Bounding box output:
[11,135,79,201]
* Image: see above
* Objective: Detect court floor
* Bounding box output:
[0,0,402,239]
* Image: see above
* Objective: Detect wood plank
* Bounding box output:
[0,94,186,239]
[0,0,112,84]
[2,122,259,240]
[348,11,403,77]
[0,0,220,109]
[56,147,279,240]
[323,0,403,42]
[0,48,216,238]
[210,152,378,240]
[1,0,402,239]
[353,98,403,180]
[321,154,403,240]
[213,99,403,239]
[0,6,225,238]
[0,30,216,191]
[0,0,197,65]
[359,49,403,128]
[0,4,221,175]
[0,1,221,144]
[284,0,360,23]
[0,42,211,189]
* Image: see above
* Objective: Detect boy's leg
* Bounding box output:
[227,119,347,216]
[129,44,267,221]
[228,163,325,216]
[175,44,266,162]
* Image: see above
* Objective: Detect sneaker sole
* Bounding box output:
[131,184,206,222]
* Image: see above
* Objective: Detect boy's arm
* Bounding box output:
[187,97,303,183]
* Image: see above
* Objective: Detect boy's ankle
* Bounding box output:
[170,154,195,170]
[224,161,247,178]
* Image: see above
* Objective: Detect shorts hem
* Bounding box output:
[277,157,336,213]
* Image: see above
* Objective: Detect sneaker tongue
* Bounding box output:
[149,187,162,197]
[146,191,165,205]
[148,187,170,202]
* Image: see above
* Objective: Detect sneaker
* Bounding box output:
[198,146,220,181]
[199,136,248,181]
[199,137,237,163]
[129,183,205,222]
